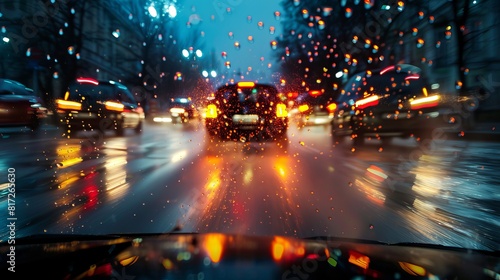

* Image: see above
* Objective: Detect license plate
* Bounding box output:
[232,114,259,124]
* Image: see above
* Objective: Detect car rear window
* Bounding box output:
[217,85,279,104]
[67,84,115,102]
[339,71,429,106]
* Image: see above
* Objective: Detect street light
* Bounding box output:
[148,5,158,18]
[167,4,177,18]
[146,1,177,19]
[182,47,202,60]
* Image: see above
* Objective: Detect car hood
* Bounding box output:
[1,233,498,279]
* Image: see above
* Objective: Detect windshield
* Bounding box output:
[1,0,499,257]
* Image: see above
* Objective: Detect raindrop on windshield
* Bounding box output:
[345,8,352,18]
[274,11,281,20]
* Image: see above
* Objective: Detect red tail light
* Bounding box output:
[309,90,322,96]
[355,95,379,109]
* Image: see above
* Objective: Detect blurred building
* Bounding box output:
[386,0,500,118]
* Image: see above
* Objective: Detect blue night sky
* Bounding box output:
[176,0,283,84]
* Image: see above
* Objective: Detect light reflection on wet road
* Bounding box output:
[0,120,498,251]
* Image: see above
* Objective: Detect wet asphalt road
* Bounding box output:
[0,119,499,251]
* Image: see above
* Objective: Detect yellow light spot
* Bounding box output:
[204,234,225,263]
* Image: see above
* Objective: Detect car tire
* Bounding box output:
[135,120,143,134]
[115,121,125,136]
[207,128,217,137]
[331,129,344,145]
[29,116,40,131]
[352,133,364,147]
[380,137,392,146]
[414,130,432,147]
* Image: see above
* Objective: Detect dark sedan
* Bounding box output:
[56,78,144,136]
[332,64,474,146]
[168,97,199,123]
[293,90,337,128]
[204,81,288,141]
[0,78,47,130]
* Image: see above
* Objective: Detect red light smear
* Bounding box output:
[77,78,99,85]
[379,66,395,75]
[405,74,420,80]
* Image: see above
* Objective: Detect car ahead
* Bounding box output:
[0,78,47,130]
[332,64,474,146]
[55,78,144,136]
[168,97,199,123]
[204,81,288,141]
[293,89,337,128]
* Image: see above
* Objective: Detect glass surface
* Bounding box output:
[1,0,499,257]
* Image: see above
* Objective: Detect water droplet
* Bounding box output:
[299,141,305,146]
[270,40,278,49]
[369,224,374,230]
[345,7,352,18]
[315,209,320,213]
[348,182,353,187]
[271,11,280,21]
[328,216,332,220]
